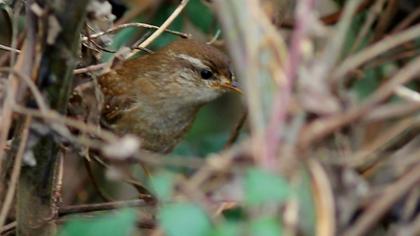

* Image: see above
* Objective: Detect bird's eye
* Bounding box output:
[200,69,213,80]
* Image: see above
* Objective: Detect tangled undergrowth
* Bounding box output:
[0,0,419,235]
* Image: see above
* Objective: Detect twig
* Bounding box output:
[215,0,287,169]
[279,0,374,28]
[391,6,420,33]
[0,68,49,112]
[73,63,107,75]
[89,154,153,198]
[347,116,420,168]
[364,46,419,69]
[316,0,361,76]
[371,0,398,42]
[127,0,190,58]
[0,33,24,67]
[224,111,247,149]
[364,102,420,122]
[9,1,22,68]
[265,0,316,167]
[405,213,420,235]
[12,105,117,143]
[332,24,420,80]
[83,156,114,202]
[207,29,221,45]
[309,159,335,236]
[82,22,190,41]
[0,26,24,182]
[1,200,155,234]
[87,38,117,53]
[301,55,420,148]
[394,86,420,103]
[343,163,420,236]
[350,0,386,52]
[12,104,204,168]
[0,1,35,187]
[0,222,16,235]
[0,44,20,53]
[58,199,150,216]
[130,46,154,54]
[0,116,31,231]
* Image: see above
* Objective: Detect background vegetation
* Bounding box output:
[0,0,419,235]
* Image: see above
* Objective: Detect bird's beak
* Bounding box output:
[219,79,242,94]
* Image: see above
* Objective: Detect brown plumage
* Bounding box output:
[71,39,239,153]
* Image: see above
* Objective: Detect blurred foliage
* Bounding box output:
[3,0,415,234]
[352,67,382,99]
[250,217,283,236]
[244,168,290,206]
[186,0,215,33]
[58,209,137,236]
[149,171,175,201]
[210,222,242,236]
[159,203,212,236]
[342,8,384,101]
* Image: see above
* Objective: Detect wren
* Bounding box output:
[71,39,239,153]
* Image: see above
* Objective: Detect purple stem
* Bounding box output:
[263,0,316,169]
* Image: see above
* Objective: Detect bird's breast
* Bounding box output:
[113,102,200,153]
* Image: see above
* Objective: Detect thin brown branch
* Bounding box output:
[0,68,49,112]
[350,0,386,52]
[347,116,420,168]
[73,63,107,75]
[12,105,117,143]
[309,159,335,236]
[364,102,420,122]
[58,199,150,216]
[279,0,374,28]
[301,55,420,148]
[0,32,32,188]
[83,156,114,202]
[2,200,155,234]
[82,22,190,42]
[332,24,420,80]
[0,44,20,53]
[0,116,31,231]
[224,111,247,149]
[0,222,16,235]
[372,0,398,42]
[392,6,420,33]
[127,0,190,58]
[343,163,420,236]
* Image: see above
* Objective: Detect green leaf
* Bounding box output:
[221,207,246,222]
[295,170,316,235]
[101,15,148,62]
[210,221,242,236]
[250,217,283,236]
[149,171,175,201]
[186,0,215,33]
[159,203,211,236]
[149,4,184,49]
[352,67,381,100]
[244,168,290,206]
[58,208,137,236]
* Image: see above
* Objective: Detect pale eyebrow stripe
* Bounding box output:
[176,54,210,70]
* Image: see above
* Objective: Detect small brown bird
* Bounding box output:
[71,39,239,153]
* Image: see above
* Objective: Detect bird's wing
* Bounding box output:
[98,70,138,127]
[101,94,136,125]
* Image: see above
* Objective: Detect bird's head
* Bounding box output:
[155,39,241,104]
